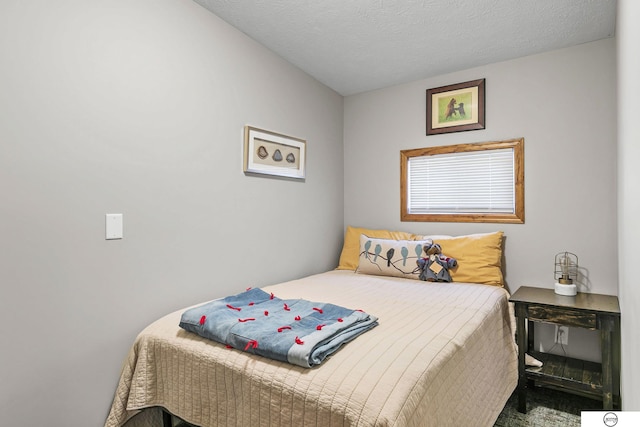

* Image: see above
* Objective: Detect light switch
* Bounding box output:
[106,214,123,240]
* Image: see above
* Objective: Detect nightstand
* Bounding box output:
[509,286,621,413]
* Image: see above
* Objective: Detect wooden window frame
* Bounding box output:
[400,138,524,223]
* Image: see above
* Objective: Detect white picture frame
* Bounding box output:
[243,126,306,180]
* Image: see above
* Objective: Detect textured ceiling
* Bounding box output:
[193,0,616,96]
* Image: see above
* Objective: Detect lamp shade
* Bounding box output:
[554,251,578,296]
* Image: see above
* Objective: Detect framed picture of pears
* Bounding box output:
[243,126,307,180]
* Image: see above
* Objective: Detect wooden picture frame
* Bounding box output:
[243,126,306,180]
[426,79,485,135]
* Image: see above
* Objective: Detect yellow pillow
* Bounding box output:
[433,231,504,286]
[337,226,418,270]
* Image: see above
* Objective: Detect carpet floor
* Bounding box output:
[172,386,603,427]
[494,386,603,427]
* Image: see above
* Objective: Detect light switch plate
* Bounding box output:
[106,214,123,240]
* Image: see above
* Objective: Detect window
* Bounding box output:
[400,138,524,223]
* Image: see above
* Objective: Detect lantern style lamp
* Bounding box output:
[554,251,578,296]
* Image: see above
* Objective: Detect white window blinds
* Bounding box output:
[407,148,515,214]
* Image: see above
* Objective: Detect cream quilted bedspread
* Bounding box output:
[104,270,517,427]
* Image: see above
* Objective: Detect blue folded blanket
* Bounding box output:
[179,288,378,368]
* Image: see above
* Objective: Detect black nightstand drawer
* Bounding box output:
[528,304,597,329]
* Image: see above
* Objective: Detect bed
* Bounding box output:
[104,229,518,427]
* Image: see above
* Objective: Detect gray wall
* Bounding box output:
[0,1,343,426]
[618,0,640,411]
[1,0,635,423]
[344,38,617,361]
